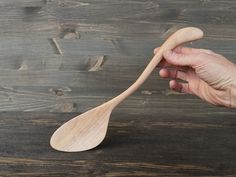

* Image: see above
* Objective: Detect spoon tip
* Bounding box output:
[50,134,106,152]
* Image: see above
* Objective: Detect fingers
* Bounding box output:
[159,67,193,94]
[169,80,192,94]
[159,68,188,81]
[157,59,172,68]
[154,47,174,68]
[169,80,191,94]
[174,46,216,56]
[163,50,203,67]
[154,46,211,68]
[153,46,216,55]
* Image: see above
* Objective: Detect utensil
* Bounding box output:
[50,27,204,152]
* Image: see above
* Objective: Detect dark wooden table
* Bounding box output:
[0,0,236,176]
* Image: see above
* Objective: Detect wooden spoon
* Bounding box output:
[50,27,204,152]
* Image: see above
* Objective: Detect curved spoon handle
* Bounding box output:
[108,27,204,108]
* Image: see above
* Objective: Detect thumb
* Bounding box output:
[163,50,202,67]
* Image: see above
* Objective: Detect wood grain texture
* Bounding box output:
[0,0,236,176]
[1,112,236,176]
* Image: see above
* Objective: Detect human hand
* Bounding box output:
[154,46,236,108]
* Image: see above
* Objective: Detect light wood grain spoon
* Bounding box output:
[50,27,204,152]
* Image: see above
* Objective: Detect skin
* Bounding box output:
[154,46,236,108]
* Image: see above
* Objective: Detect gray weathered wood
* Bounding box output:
[0,112,236,176]
[0,0,236,176]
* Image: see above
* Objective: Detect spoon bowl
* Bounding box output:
[50,103,112,152]
[50,27,204,152]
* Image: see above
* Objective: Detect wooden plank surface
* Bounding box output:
[0,111,236,176]
[0,0,236,176]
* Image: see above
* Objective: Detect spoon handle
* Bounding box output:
[107,27,204,108]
